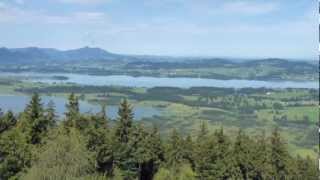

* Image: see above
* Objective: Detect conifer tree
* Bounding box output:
[115,99,133,143]
[194,121,211,179]
[198,120,209,140]
[129,124,148,178]
[251,130,272,179]
[269,127,290,179]
[100,103,108,122]
[140,125,164,179]
[24,93,44,121]
[0,128,31,179]
[65,93,80,128]
[20,93,48,144]
[0,110,16,134]
[233,129,255,179]
[95,103,108,129]
[183,135,195,168]
[82,113,112,175]
[209,128,241,179]
[165,129,185,168]
[44,100,57,128]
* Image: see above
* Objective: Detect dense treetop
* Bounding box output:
[0,93,317,180]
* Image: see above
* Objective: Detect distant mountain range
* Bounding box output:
[0,47,122,64]
[0,46,316,65]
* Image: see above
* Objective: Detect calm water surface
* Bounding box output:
[0,95,161,119]
[0,72,317,89]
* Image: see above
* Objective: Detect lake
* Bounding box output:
[0,95,161,120]
[0,72,318,89]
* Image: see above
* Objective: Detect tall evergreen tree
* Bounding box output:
[65,93,80,128]
[115,99,133,143]
[165,129,185,168]
[95,103,108,129]
[19,93,48,144]
[198,120,209,140]
[140,125,164,179]
[0,128,31,179]
[84,111,112,175]
[194,121,211,179]
[182,135,195,168]
[233,129,255,179]
[208,128,241,179]
[269,127,290,180]
[251,130,272,179]
[44,100,57,128]
[0,110,16,134]
[24,93,43,121]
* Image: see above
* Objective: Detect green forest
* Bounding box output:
[0,93,317,180]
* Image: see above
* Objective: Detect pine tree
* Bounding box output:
[198,120,209,140]
[20,93,48,144]
[130,124,148,179]
[140,125,164,179]
[269,127,290,179]
[194,121,211,179]
[44,100,57,128]
[165,128,185,169]
[251,130,272,179]
[209,128,241,179]
[24,93,44,120]
[233,129,254,179]
[115,99,133,143]
[0,110,16,134]
[95,103,108,129]
[84,104,110,171]
[0,128,31,179]
[100,103,108,123]
[183,135,195,168]
[65,93,80,128]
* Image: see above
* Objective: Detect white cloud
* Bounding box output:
[0,10,108,24]
[221,1,278,15]
[0,2,108,24]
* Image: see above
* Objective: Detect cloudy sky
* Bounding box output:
[0,0,317,59]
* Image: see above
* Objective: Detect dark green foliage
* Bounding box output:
[64,92,80,128]
[295,156,318,180]
[269,127,291,179]
[21,128,94,179]
[251,131,272,179]
[44,100,57,128]
[24,93,44,121]
[19,93,51,144]
[115,99,134,143]
[233,130,255,179]
[0,111,16,134]
[165,129,186,167]
[0,94,317,180]
[0,128,31,179]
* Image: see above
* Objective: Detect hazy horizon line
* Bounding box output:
[1,45,317,61]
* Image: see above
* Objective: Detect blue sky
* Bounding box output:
[0,0,317,59]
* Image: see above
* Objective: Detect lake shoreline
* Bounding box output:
[0,72,318,89]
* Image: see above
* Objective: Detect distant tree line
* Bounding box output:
[0,93,317,180]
